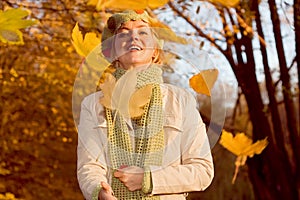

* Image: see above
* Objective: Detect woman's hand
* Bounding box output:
[114,166,144,191]
[98,182,117,200]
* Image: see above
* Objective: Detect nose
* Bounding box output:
[129,30,139,41]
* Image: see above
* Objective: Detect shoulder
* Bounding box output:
[81,91,103,108]
[161,83,196,105]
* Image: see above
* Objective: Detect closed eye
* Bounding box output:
[139,31,148,35]
[118,32,129,38]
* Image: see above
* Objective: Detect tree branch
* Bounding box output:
[167,1,226,55]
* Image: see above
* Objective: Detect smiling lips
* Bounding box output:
[128,45,142,51]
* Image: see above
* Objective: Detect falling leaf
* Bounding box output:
[219,130,268,183]
[88,0,168,10]
[71,22,101,57]
[111,69,137,118]
[97,65,116,86]
[242,138,269,158]
[220,130,268,157]
[151,20,187,44]
[209,0,240,7]
[0,8,37,45]
[232,155,247,184]
[99,73,116,109]
[129,84,152,118]
[219,130,268,157]
[99,70,152,118]
[99,69,137,118]
[84,44,110,78]
[189,69,219,96]
[148,0,169,9]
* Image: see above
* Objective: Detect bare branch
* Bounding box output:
[167,1,226,55]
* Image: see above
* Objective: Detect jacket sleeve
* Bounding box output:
[77,95,109,200]
[150,90,214,195]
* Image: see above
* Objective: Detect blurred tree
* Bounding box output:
[0,0,85,199]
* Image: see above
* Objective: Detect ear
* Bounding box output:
[152,48,158,58]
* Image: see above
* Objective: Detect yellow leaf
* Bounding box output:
[219,130,251,156]
[89,0,168,10]
[232,155,247,184]
[99,70,152,118]
[148,0,169,9]
[220,130,268,184]
[210,0,240,7]
[87,0,104,10]
[0,8,37,45]
[99,73,116,109]
[189,69,219,96]
[111,69,137,118]
[243,137,269,158]
[71,22,101,57]
[98,65,116,86]
[151,21,187,44]
[0,8,37,29]
[129,84,153,118]
[84,44,110,74]
[87,0,99,6]
[0,29,23,44]
[219,130,268,157]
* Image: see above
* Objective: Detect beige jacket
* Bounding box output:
[77,84,214,200]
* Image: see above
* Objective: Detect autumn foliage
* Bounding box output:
[0,0,299,200]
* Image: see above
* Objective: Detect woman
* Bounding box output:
[77,10,214,200]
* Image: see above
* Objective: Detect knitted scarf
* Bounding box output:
[106,65,164,199]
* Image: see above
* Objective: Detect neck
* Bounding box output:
[119,62,152,72]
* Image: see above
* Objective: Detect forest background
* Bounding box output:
[0,0,299,200]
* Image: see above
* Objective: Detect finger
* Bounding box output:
[101,182,112,192]
[100,182,115,198]
[114,170,123,178]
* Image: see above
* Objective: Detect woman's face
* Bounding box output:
[113,20,157,69]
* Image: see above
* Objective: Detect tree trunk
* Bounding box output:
[295,0,300,108]
[294,0,300,198]
[222,4,298,198]
[168,1,300,198]
[254,0,293,170]
[234,31,297,200]
[268,0,300,196]
[268,0,299,151]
